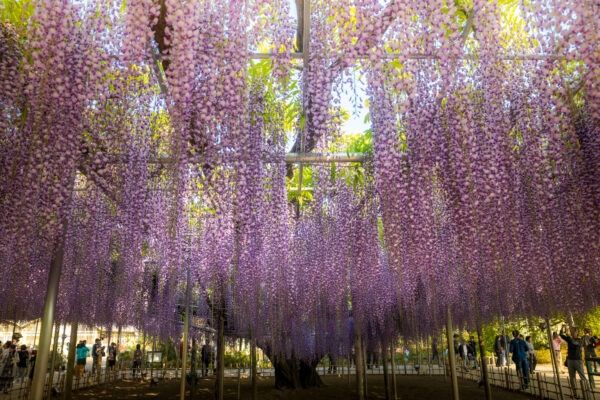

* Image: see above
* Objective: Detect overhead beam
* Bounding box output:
[248,52,562,61]
[285,152,366,163]
[80,152,368,165]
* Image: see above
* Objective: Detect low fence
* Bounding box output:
[2,356,597,399]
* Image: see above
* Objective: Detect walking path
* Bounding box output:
[1,360,597,399]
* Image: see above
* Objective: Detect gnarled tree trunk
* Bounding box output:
[261,346,324,390]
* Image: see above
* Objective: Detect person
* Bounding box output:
[509,330,529,389]
[16,345,29,383]
[468,336,477,369]
[107,342,117,370]
[553,332,565,373]
[0,344,17,394]
[494,331,510,366]
[458,339,469,372]
[499,331,510,366]
[76,341,90,376]
[453,334,460,357]
[201,341,211,377]
[494,335,504,367]
[560,325,592,399]
[431,338,440,363]
[91,338,104,374]
[525,336,537,375]
[582,328,598,374]
[132,344,143,378]
[28,350,37,382]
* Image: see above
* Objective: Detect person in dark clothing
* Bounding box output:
[495,331,510,366]
[560,325,592,399]
[453,334,460,359]
[468,336,478,369]
[201,341,211,377]
[494,335,504,366]
[583,328,598,373]
[28,350,36,382]
[431,338,440,363]
[509,330,529,389]
[16,345,29,383]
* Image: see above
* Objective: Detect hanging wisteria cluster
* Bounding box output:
[1,0,599,365]
[366,0,600,334]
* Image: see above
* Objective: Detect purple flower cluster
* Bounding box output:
[1,0,599,359]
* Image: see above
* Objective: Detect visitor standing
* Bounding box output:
[201,341,211,377]
[468,336,477,369]
[582,328,598,373]
[28,350,36,382]
[16,345,29,383]
[553,332,565,373]
[494,335,504,366]
[453,334,460,363]
[501,331,510,366]
[91,338,104,374]
[525,336,537,374]
[0,344,17,394]
[509,330,529,389]
[560,325,592,399]
[76,341,90,376]
[107,343,117,370]
[431,338,440,363]
[458,339,469,372]
[132,344,143,378]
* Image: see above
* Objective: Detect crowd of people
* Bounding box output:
[0,341,37,394]
[0,336,125,394]
[491,325,599,397]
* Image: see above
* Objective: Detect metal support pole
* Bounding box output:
[151,336,156,380]
[545,317,565,400]
[236,340,241,400]
[179,267,191,400]
[446,308,460,400]
[251,339,257,400]
[116,326,122,368]
[362,338,368,397]
[46,324,61,399]
[216,306,225,400]
[476,321,492,400]
[390,344,397,400]
[382,343,390,400]
[63,320,78,400]
[29,229,69,400]
[354,331,365,400]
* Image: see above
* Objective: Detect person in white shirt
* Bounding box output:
[525,336,536,374]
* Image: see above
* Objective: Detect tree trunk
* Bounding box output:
[271,356,323,389]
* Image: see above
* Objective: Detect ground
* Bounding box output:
[71,375,533,399]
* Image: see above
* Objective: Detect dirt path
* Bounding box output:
[72,374,533,399]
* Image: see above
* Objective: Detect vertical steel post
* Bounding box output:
[29,234,69,400]
[63,320,78,400]
[545,317,565,400]
[446,308,460,400]
[476,321,492,400]
[390,344,397,400]
[30,171,76,400]
[179,267,191,400]
[354,332,364,400]
[251,339,257,400]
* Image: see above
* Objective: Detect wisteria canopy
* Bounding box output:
[0,0,599,363]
